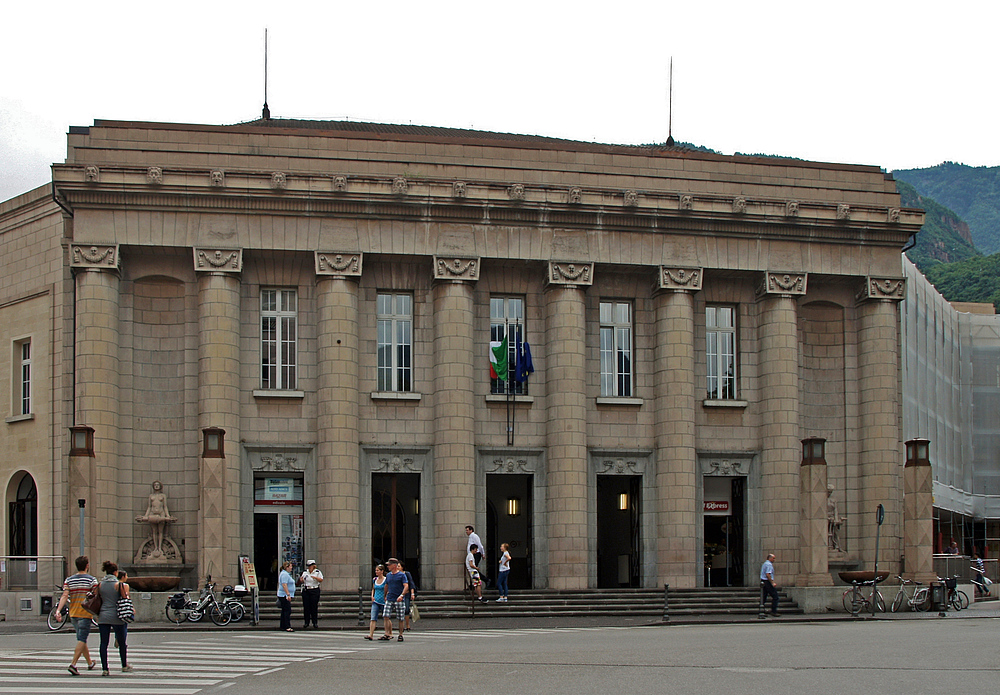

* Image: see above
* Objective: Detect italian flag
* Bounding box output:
[489,336,509,381]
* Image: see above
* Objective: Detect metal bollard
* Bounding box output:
[663,584,670,623]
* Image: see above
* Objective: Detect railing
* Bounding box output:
[932,555,999,582]
[0,556,66,591]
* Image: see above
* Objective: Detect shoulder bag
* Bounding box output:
[81,584,102,616]
[116,582,135,623]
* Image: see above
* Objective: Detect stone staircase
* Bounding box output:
[252,587,802,623]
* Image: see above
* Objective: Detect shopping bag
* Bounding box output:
[410,603,420,622]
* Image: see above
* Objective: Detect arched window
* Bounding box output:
[8,473,37,556]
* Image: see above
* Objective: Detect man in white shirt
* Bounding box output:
[299,560,324,629]
[760,553,779,616]
[466,525,486,585]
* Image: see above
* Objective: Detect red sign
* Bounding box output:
[704,501,730,513]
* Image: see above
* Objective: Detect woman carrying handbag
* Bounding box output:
[96,561,132,676]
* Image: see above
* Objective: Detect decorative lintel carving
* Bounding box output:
[253,453,304,472]
[487,457,535,474]
[597,458,645,475]
[858,276,906,302]
[547,261,593,287]
[433,256,480,282]
[702,457,749,476]
[657,266,703,292]
[756,271,807,298]
[70,244,120,271]
[316,252,363,277]
[373,454,423,473]
[194,248,243,273]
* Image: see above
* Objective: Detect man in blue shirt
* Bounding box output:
[381,558,409,642]
[277,561,296,632]
[760,553,779,616]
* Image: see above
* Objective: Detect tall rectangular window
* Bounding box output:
[377,293,412,392]
[17,339,31,415]
[261,289,297,390]
[706,305,737,399]
[600,301,632,397]
[490,296,525,395]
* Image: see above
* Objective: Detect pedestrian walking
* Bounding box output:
[277,560,296,632]
[55,555,97,675]
[466,544,487,603]
[300,560,324,629]
[760,553,780,616]
[465,525,487,585]
[96,560,131,676]
[381,558,409,641]
[365,564,387,640]
[401,562,417,631]
[497,543,511,602]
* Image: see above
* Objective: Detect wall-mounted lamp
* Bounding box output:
[202,427,226,458]
[69,425,95,457]
[507,498,520,516]
[905,438,930,467]
[800,436,826,465]
[619,492,628,511]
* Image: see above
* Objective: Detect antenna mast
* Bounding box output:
[666,57,674,147]
[262,28,270,120]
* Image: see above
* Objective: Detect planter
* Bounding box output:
[126,576,180,592]
[838,571,890,584]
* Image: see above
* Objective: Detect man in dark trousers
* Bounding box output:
[381,558,409,642]
[760,553,780,616]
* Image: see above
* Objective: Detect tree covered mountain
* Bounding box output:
[893,162,1000,254]
[896,180,980,268]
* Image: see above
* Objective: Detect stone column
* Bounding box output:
[545,262,592,589]
[903,438,935,584]
[431,256,479,590]
[857,277,907,571]
[70,244,121,562]
[798,438,834,586]
[195,248,243,582]
[315,252,363,590]
[652,267,702,588]
[756,271,807,581]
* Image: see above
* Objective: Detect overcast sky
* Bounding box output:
[3,1,998,202]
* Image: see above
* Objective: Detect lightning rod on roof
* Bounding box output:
[666,57,674,147]
[262,28,271,120]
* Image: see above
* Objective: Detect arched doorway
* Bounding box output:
[8,472,37,557]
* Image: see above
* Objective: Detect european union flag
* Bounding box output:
[513,336,534,383]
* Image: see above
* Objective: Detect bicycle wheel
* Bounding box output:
[891,591,905,613]
[209,604,231,626]
[228,602,245,622]
[957,590,970,609]
[842,589,855,613]
[165,604,184,624]
[914,589,930,612]
[186,601,204,622]
[873,590,886,613]
[47,608,67,630]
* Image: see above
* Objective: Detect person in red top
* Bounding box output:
[55,555,98,675]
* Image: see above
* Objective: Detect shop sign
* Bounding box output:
[704,500,730,513]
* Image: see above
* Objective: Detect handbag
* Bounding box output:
[117,583,135,623]
[409,602,420,622]
[82,585,103,616]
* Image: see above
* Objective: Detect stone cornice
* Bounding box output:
[315,252,362,277]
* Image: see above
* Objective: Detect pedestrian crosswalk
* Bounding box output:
[0,626,625,693]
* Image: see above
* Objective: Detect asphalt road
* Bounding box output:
[1,613,997,695]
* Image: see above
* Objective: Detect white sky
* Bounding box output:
[3,0,998,202]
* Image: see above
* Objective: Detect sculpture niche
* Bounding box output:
[134,481,182,563]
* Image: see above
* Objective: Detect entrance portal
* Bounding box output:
[486,474,532,589]
[596,475,641,588]
[253,476,303,591]
[703,476,745,586]
[372,473,420,587]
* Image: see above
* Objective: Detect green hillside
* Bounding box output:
[893,162,1000,254]
[922,253,1000,312]
[897,180,981,269]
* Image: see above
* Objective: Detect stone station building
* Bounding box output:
[0,118,928,602]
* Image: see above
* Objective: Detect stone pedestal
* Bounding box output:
[904,449,935,584]
[797,453,834,586]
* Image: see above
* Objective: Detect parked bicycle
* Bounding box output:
[220,584,247,622]
[941,575,968,611]
[165,576,232,625]
[46,585,98,631]
[842,579,885,614]
[890,575,930,612]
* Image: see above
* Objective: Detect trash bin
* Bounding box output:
[929,582,946,612]
[41,596,53,615]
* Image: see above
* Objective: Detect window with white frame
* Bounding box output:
[15,339,31,415]
[377,292,412,392]
[260,289,297,390]
[599,301,632,397]
[490,296,525,395]
[706,305,737,399]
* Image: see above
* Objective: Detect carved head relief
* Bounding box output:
[333,176,348,192]
[147,167,163,185]
[84,166,99,183]
[210,170,225,187]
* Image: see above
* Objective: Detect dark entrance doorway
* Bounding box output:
[8,473,37,556]
[372,473,420,587]
[486,474,532,589]
[597,475,641,588]
[703,477,745,587]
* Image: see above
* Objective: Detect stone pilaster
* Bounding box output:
[315,252,362,590]
[545,261,592,589]
[195,248,243,583]
[653,267,701,587]
[70,244,121,561]
[431,256,479,590]
[756,271,807,582]
[903,439,935,584]
[857,276,906,572]
[797,440,834,586]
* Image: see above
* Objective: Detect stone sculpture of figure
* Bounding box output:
[827,484,844,551]
[135,481,177,558]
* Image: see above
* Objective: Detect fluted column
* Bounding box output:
[431,257,479,590]
[857,277,906,571]
[757,272,807,582]
[195,248,243,583]
[545,262,592,589]
[70,244,121,561]
[315,252,362,590]
[653,267,701,588]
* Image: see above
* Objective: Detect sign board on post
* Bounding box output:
[240,556,260,625]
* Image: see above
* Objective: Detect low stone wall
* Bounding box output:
[787,581,979,613]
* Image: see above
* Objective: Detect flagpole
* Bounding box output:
[506,318,514,446]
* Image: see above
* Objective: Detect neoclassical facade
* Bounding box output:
[1,119,927,594]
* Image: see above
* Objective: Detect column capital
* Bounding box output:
[432,255,480,283]
[315,251,363,278]
[755,270,807,299]
[193,247,243,274]
[547,261,593,288]
[70,244,120,274]
[655,266,702,293]
[857,276,906,303]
